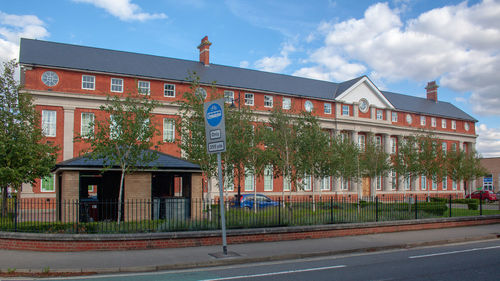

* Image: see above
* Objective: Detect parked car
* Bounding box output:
[466,190,497,202]
[231,194,279,210]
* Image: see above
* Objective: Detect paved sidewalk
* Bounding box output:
[0,224,499,274]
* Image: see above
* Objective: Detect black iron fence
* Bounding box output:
[0,195,498,234]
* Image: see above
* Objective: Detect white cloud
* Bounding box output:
[476,124,500,157]
[73,0,166,22]
[254,42,295,73]
[0,11,49,63]
[239,60,249,68]
[294,0,500,118]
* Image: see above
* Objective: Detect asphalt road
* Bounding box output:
[32,239,500,281]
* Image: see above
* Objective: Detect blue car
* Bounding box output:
[232,194,279,209]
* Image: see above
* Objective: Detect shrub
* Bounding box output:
[467,202,478,210]
[415,202,448,216]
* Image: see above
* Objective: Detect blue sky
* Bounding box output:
[2,0,499,156]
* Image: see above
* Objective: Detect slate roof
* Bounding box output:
[19,38,476,121]
[53,150,201,172]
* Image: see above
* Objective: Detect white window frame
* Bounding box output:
[376,175,382,190]
[264,165,273,191]
[282,97,291,110]
[224,169,234,191]
[283,176,292,192]
[164,83,175,97]
[390,137,397,154]
[451,120,456,130]
[109,114,119,139]
[341,178,349,191]
[376,110,383,120]
[431,117,437,127]
[421,175,427,190]
[452,180,457,190]
[420,116,426,126]
[451,143,457,152]
[441,119,447,128]
[443,176,448,190]
[342,105,350,116]
[404,175,411,191]
[358,134,366,151]
[303,175,312,191]
[392,112,398,122]
[391,170,397,190]
[82,75,95,90]
[138,81,150,95]
[245,93,254,106]
[40,174,55,192]
[224,90,234,104]
[432,177,438,190]
[42,110,57,137]
[81,112,94,138]
[264,95,273,108]
[442,142,447,154]
[163,118,175,142]
[110,78,123,93]
[321,176,331,191]
[244,168,254,191]
[324,103,332,114]
[375,136,382,148]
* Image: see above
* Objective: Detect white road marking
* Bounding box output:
[409,245,500,259]
[200,265,346,280]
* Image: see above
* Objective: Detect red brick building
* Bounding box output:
[18,36,477,200]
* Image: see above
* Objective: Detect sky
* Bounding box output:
[1,0,500,157]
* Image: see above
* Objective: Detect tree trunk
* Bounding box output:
[1,186,8,217]
[117,170,125,224]
[207,178,213,221]
[312,175,316,212]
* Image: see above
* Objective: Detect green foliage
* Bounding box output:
[0,60,58,216]
[416,202,448,216]
[176,73,217,180]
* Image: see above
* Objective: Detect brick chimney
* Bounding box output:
[197,36,212,66]
[425,81,439,102]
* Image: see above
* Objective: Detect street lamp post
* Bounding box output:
[230,91,242,207]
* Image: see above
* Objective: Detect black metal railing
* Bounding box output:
[0,194,498,234]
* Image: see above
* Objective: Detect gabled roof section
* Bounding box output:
[335,76,395,109]
[382,91,477,122]
[53,150,201,172]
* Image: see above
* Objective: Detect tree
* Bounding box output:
[330,134,360,195]
[359,135,391,196]
[392,135,421,192]
[417,134,446,192]
[177,74,217,205]
[76,92,160,224]
[224,104,256,205]
[294,113,330,211]
[263,107,298,202]
[0,60,57,216]
[446,149,487,194]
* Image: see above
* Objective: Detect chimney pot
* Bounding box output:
[425,81,439,102]
[197,36,212,66]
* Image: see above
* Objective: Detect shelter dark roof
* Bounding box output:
[20,38,476,121]
[53,150,201,172]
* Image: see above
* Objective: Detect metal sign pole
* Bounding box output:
[217,152,228,255]
[204,99,228,256]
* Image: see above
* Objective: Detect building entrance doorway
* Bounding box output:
[362,177,371,198]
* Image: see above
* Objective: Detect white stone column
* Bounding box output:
[351,130,359,195]
[63,107,75,160]
[383,134,391,192]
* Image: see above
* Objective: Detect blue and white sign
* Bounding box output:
[204,99,226,154]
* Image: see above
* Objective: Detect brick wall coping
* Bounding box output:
[2,215,499,242]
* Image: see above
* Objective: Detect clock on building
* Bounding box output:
[41,71,59,87]
[304,100,314,112]
[406,114,413,124]
[359,98,369,113]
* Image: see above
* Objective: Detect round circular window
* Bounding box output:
[406,114,413,124]
[358,98,369,113]
[304,100,314,112]
[41,71,59,87]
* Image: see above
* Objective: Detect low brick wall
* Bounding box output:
[1,216,499,252]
